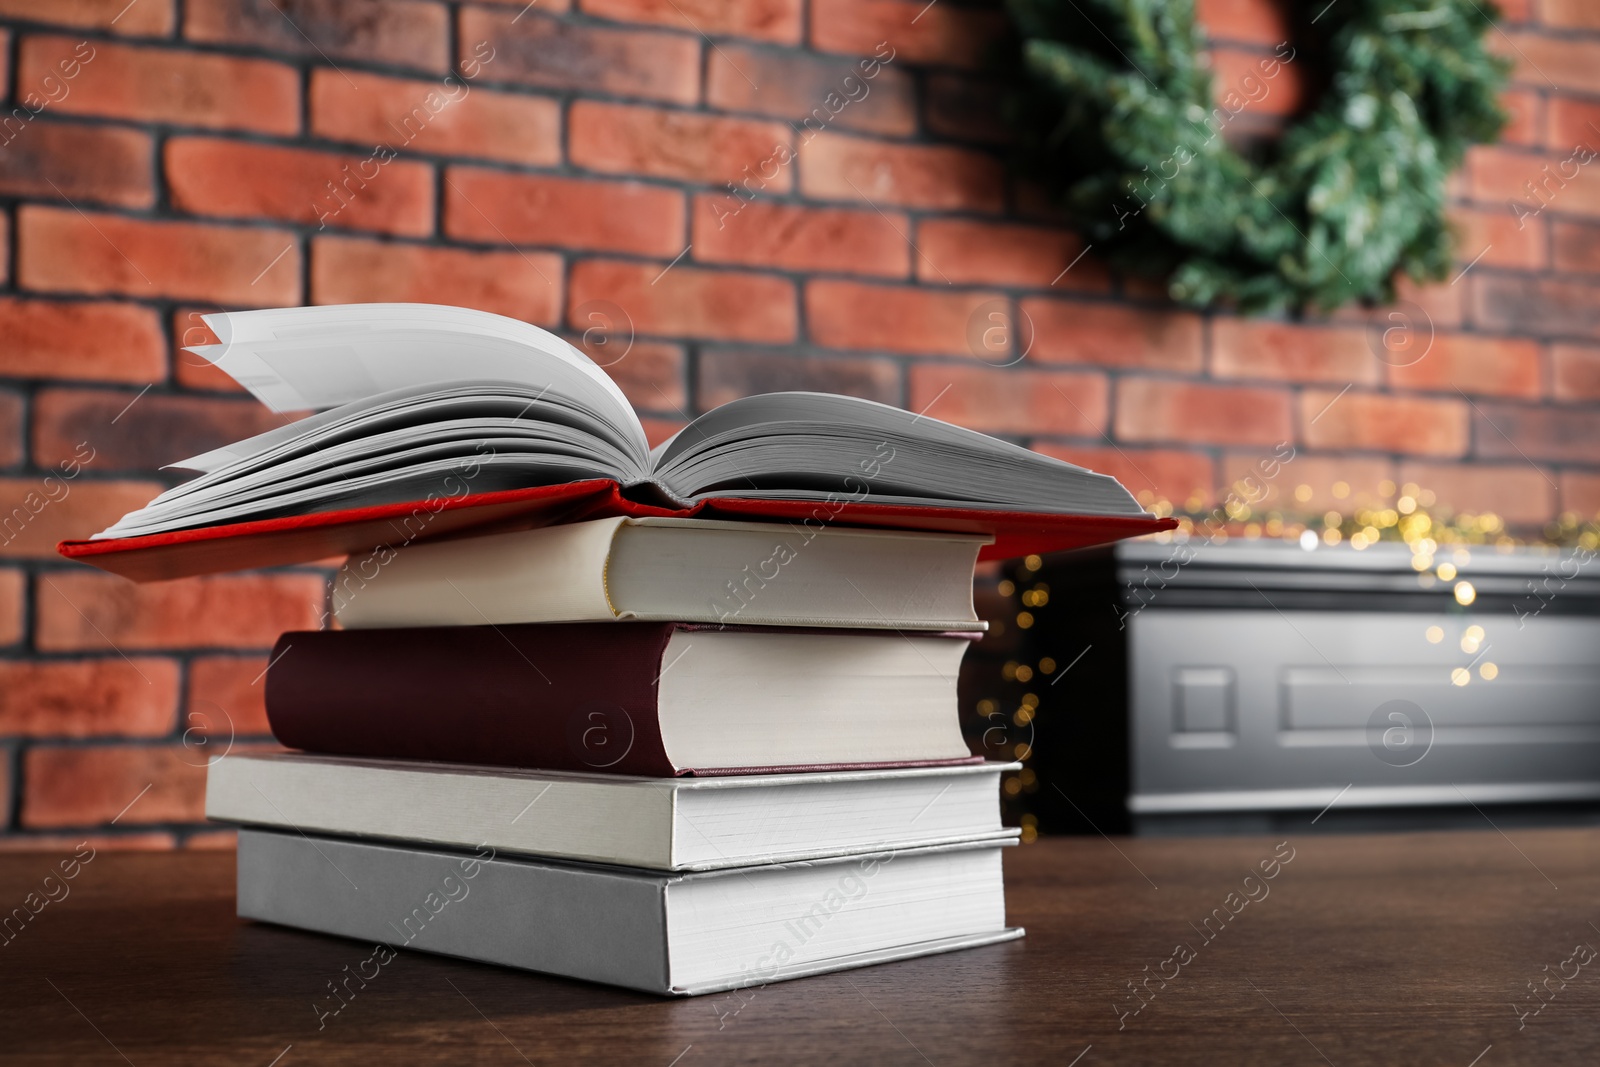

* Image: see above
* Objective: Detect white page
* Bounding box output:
[99,452,617,539]
[189,304,649,468]
[651,392,1145,515]
[133,425,619,522]
[160,384,632,485]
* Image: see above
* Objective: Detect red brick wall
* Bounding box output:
[0,0,1595,847]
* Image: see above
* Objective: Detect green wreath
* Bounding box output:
[1006,0,1511,314]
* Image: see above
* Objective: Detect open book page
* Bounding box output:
[88,305,1150,541]
[185,304,649,468]
[95,383,639,540]
[651,393,1144,516]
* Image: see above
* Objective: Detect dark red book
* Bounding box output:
[266,622,983,777]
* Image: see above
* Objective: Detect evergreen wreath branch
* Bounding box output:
[1005,0,1511,313]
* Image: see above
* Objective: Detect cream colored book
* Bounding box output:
[333,516,990,630]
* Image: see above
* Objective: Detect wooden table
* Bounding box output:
[2,828,1598,1065]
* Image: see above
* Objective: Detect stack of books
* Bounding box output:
[60,304,1169,996]
[206,517,1024,996]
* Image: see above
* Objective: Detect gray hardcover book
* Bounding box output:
[238,829,1023,997]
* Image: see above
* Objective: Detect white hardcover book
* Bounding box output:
[208,754,1020,871]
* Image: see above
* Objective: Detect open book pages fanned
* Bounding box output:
[91,304,1148,543]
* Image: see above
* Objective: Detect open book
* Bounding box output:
[63,304,1172,579]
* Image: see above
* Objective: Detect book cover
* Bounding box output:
[265,622,984,777]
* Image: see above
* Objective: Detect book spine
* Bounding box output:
[334,516,624,629]
[264,622,682,776]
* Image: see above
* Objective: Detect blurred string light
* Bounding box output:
[1142,479,1598,553]
[982,482,1598,834]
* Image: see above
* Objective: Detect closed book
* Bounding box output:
[207,753,1019,871]
[237,828,1022,997]
[266,622,978,776]
[333,516,987,631]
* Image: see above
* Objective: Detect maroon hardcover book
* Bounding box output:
[265,622,983,777]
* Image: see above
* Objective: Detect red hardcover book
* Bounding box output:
[56,304,1177,581]
[59,481,1174,582]
[265,622,986,777]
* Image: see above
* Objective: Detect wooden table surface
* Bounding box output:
[2,828,1598,1066]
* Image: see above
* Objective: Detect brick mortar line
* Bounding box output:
[8,23,452,84]
[0,239,1590,317]
[0,11,1011,89]
[2,350,1597,410]
[0,58,985,154]
[0,646,301,660]
[0,733,280,748]
[0,328,1571,377]
[3,743,19,833]
[0,828,222,845]
[2,820,234,840]
[6,8,1600,97]
[11,131,1588,249]
[2,27,17,114]
[148,126,171,215]
[13,562,333,580]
